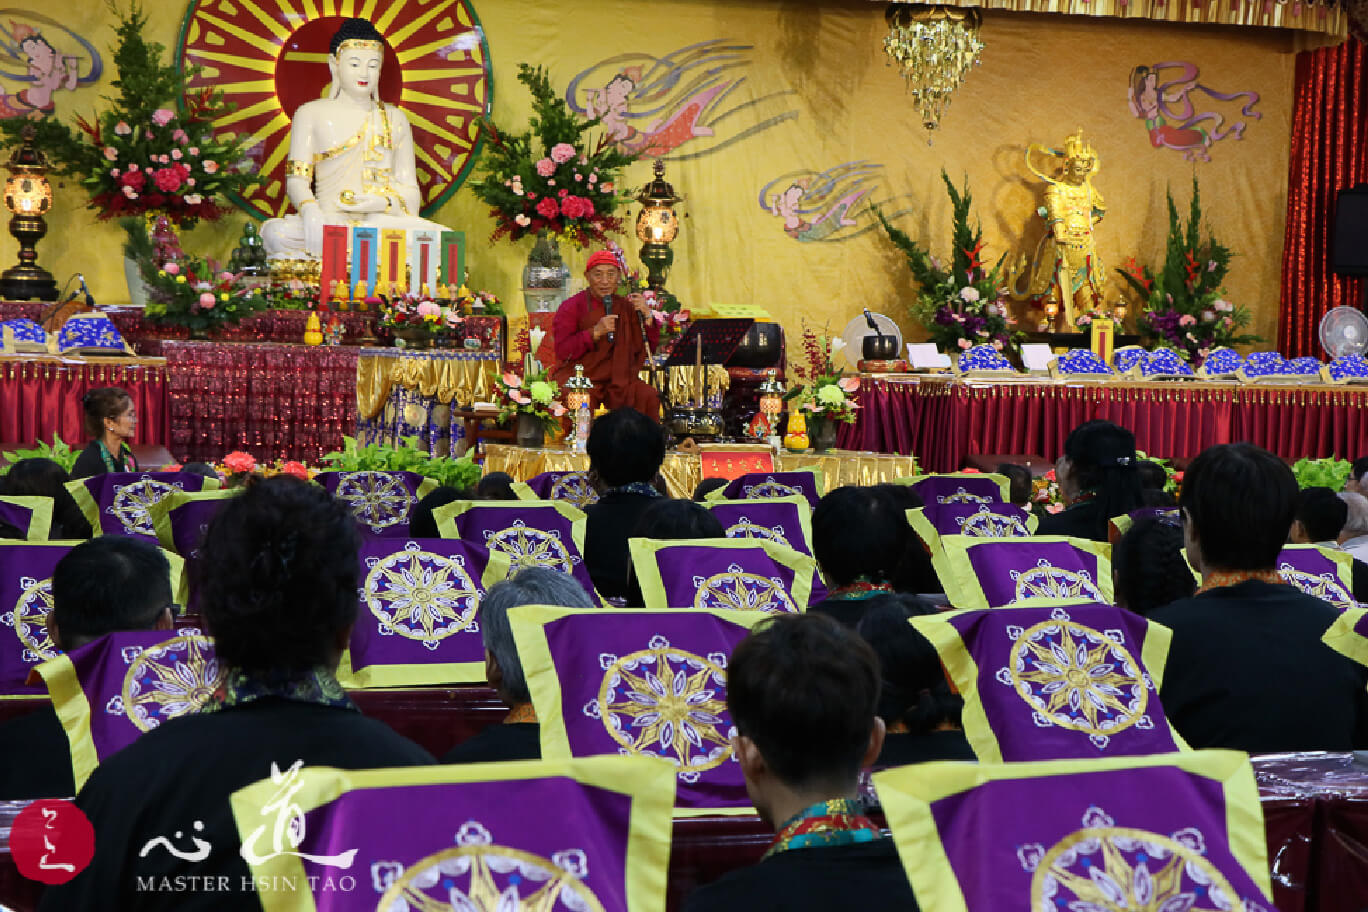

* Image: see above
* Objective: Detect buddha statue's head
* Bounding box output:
[327,18,385,104]
[1061,129,1098,183]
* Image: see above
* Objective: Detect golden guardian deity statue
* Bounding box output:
[1009,130,1107,329]
[262,17,446,260]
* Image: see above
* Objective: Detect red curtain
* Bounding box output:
[1278,38,1368,357]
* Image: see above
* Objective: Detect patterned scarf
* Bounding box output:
[505,702,538,723]
[764,798,883,859]
[601,481,662,498]
[98,440,138,473]
[826,578,895,601]
[1196,568,1286,594]
[200,665,356,714]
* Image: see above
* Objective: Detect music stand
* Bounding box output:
[664,318,754,368]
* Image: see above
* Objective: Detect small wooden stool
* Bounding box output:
[451,406,514,457]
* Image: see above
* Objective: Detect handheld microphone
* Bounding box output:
[77,273,95,309]
[603,293,614,344]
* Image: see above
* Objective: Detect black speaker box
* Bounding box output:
[1332,184,1368,276]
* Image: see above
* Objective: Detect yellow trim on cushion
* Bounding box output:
[148,488,243,553]
[510,481,536,501]
[229,755,677,912]
[1324,607,1368,667]
[336,549,511,688]
[1306,543,1357,590]
[910,609,998,763]
[627,536,815,611]
[899,472,1012,503]
[415,476,439,501]
[702,466,824,502]
[35,653,97,792]
[64,477,100,536]
[937,535,1113,611]
[906,506,943,556]
[431,499,588,554]
[873,750,1273,912]
[0,495,53,540]
[702,494,814,553]
[509,604,768,817]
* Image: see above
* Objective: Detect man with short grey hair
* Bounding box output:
[1338,491,1368,564]
[441,566,593,763]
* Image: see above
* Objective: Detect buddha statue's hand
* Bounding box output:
[300,201,325,257]
[336,192,389,215]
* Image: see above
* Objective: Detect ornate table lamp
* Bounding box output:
[756,369,786,440]
[564,364,594,413]
[635,160,682,293]
[0,124,57,301]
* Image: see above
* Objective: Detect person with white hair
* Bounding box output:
[1338,491,1368,564]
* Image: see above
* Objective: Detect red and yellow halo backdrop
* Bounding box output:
[176,0,492,219]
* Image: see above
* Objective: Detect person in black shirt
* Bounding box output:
[622,498,725,607]
[854,595,974,767]
[1112,514,1196,616]
[442,566,594,764]
[40,476,433,912]
[1036,420,1145,541]
[0,536,175,799]
[1290,485,1368,601]
[682,613,920,912]
[70,386,140,478]
[808,487,909,626]
[582,407,667,599]
[1149,443,1368,752]
[0,456,91,538]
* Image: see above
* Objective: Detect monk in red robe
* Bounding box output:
[551,250,662,419]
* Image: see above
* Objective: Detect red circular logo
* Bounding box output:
[8,799,95,885]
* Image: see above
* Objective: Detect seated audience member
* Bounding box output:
[623,498,725,606]
[1036,420,1145,541]
[0,456,91,538]
[693,476,728,501]
[582,407,668,599]
[682,613,918,912]
[411,484,464,538]
[0,537,175,799]
[1112,514,1195,616]
[1136,460,1176,507]
[178,461,220,480]
[442,566,594,763]
[870,483,941,596]
[809,487,908,625]
[855,595,974,766]
[1150,443,1368,752]
[39,477,433,911]
[1345,456,1368,495]
[474,471,517,501]
[995,462,1034,507]
[1293,487,1368,601]
[1338,491,1368,564]
[70,386,140,478]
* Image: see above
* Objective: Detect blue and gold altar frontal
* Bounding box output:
[1,314,132,356]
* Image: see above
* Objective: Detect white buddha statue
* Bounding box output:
[262,18,446,260]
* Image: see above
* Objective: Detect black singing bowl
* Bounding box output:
[863,334,900,360]
[729,323,784,368]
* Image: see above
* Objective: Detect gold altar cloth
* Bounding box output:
[483,443,919,499]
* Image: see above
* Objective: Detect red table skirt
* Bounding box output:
[0,359,167,451]
[841,376,1368,471]
[162,341,359,464]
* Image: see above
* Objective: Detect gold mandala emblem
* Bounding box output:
[121,635,223,732]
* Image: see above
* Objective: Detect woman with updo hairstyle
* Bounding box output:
[854,594,976,766]
[1037,419,1145,541]
[1112,513,1196,616]
[41,476,432,909]
[70,386,139,478]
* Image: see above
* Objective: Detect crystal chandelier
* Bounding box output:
[883,4,985,131]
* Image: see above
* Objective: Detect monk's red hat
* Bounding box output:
[585,250,620,274]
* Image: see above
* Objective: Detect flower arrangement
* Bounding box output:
[209,451,313,486]
[1116,178,1260,364]
[1292,456,1353,491]
[18,4,252,228]
[454,286,505,317]
[470,64,638,247]
[1031,469,1066,516]
[878,171,1019,355]
[496,367,568,432]
[320,436,483,492]
[124,219,269,332]
[378,293,461,341]
[783,322,861,423]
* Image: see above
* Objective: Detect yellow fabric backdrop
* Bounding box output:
[22,0,1296,352]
